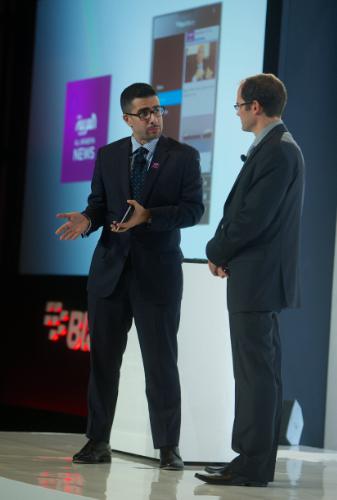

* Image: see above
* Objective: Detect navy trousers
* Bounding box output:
[86,258,181,448]
[228,311,282,482]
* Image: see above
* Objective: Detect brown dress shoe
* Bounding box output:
[195,470,268,487]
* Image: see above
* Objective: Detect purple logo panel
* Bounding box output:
[61,75,111,183]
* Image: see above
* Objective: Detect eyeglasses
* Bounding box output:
[233,101,253,111]
[124,105,167,121]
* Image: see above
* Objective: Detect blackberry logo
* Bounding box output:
[43,302,90,352]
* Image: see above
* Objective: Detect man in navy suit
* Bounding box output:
[195,74,305,486]
[56,83,204,468]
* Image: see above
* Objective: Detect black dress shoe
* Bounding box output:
[195,471,268,487]
[159,446,184,470]
[73,439,112,464]
[204,463,229,474]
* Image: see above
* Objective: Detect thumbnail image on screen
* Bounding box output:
[151,3,222,223]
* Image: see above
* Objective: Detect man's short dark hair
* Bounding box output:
[240,73,287,117]
[120,83,157,113]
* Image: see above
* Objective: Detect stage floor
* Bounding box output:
[1,432,337,499]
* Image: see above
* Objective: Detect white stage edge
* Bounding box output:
[110,262,236,462]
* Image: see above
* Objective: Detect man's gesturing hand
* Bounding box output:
[55,212,90,240]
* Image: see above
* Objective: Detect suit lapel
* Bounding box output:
[225,124,287,207]
[243,123,287,163]
[117,138,132,200]
[141,135,170,204]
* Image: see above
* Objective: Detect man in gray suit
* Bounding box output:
[195,74,305,487]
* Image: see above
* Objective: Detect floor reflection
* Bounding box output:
[149,469,183,500]
[1,434,337,500]
[38,469,85,495]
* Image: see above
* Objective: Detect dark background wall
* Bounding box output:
[1,0,337,446]
[277,0,337,447]
[0,0,36,274]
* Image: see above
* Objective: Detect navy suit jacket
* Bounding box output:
[206,124,305,312]
[83,135,204,303]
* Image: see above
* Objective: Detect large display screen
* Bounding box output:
[151,4,222,222]
[20,0,267,275]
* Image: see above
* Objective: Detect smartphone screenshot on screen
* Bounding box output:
[151,3,222,223]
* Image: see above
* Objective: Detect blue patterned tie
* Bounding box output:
[130,147,148,202]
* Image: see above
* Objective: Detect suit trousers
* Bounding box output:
[228,311,282,482]
[86,258,182,448]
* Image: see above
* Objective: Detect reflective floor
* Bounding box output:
[1,432,337,499]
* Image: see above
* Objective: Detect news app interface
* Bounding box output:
[151,3,222,223]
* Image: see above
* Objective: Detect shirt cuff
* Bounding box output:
[81,214,92,237]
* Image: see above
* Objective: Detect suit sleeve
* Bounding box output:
[206,145,297,266]
[82,148,107,234]
[149,148,204,231]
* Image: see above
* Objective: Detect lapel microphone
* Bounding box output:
[240,154,247,162]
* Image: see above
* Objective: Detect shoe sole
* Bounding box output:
[160,465,184,471]
[72,456,111,464]
[195,473,267,487]
[233,481,267,487]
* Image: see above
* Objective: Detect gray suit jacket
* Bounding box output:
[206,124,305,312]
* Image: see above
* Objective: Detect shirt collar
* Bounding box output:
[131,136,160,155]
[252,119,283,148]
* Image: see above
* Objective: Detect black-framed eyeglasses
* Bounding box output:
[124,105,167,121]
[233,101,253,111]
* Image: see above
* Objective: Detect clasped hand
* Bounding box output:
[208,260,228,279]
[110,200,150,233]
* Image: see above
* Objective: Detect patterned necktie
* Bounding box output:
[130,147,148,202]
